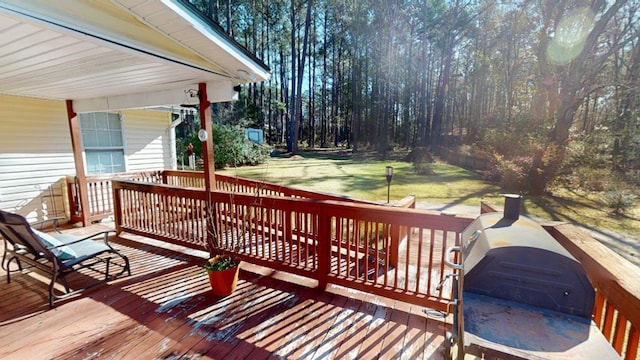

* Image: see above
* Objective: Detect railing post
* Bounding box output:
[66,100,90,226]
[316,207,330,290]
[66,177,80,221]
[389,195,414,267]
[112,180,123,235]
[161,170,168,185]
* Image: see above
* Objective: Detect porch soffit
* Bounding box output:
[0,0,270,111]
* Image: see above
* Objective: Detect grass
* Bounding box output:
[220,153,504,205]
[219,151,640,256]
[526,188,640,241]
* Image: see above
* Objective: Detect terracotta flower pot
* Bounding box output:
[206,262,240,296]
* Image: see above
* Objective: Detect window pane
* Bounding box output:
[97,131,111,147]
[111,152,125,172]
[95,113,109,130]
[82,129,99,147]
[110,129,123,147]
[85,152,100,173]
[86,150,125,174]
[81,112,123,147]
[80,114,96,130]
[108,113,120,129]
[80,112,125,174]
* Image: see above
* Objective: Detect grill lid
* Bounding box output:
[460,211,595,318]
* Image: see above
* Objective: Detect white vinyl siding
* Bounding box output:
[0,95,74,220]
[122,109,172,171]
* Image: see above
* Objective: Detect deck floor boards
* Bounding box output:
[0,225,448,359]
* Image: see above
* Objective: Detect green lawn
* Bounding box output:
[220,153,503,205]
[218,152,640,246]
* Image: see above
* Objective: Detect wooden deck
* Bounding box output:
[0,224,448,359]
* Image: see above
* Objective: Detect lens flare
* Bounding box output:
[547,7,595,65]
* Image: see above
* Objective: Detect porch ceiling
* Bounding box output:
[0,0,270,112]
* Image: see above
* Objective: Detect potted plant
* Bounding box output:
[204,254,240,296]
[202,184,240,296]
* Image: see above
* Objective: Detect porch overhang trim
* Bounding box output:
[73,80,237,113]
[154,0,271,82]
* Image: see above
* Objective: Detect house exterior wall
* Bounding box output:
[0,95,73,221]
[0,95,175,221]
[121,109,173,172]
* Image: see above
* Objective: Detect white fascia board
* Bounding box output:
[73,81,237,112]
[206,82,239,103]
[161,0,270,82]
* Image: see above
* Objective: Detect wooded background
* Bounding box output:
[187,0,640,194]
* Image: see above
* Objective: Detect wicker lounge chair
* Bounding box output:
[0,210,130,307]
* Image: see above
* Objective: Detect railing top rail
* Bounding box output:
[161,170,204,179]
[161,170,378,205]
[112,179,207,199]
[113,179,474,232]
[73,170,163,182]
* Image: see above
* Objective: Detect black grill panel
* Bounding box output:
[464,246,595,318]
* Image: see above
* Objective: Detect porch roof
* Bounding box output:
[0,0,270,111]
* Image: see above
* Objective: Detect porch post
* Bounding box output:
[66,100,90,226]
[198,82,216,191]
[198,83,217,253]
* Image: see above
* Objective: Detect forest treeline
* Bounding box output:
[188,0,640,195]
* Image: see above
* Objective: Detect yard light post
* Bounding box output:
[386,166,393,203]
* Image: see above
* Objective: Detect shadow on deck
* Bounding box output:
[0,224,449,359]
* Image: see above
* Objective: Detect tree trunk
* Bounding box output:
[530,0,626,194]
[287,1,297,153]
[226,0,232,36]
[293,0,313,153]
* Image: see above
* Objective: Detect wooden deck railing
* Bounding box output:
[163,169,377,204]
[67,171,163,224]
[70,170,374,225]
[112,179,472,312]
[321,199,471,308]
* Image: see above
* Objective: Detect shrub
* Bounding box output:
[600,190,637,215]
[406,147,434,175]
[487,154,533,192]
[212,125,271,169]
[481,129,539,158]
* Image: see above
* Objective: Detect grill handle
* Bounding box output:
[444,246,463,269]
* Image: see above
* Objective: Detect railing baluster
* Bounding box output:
[415,227,423,294]
[612,313,627,353]
[603,301,616,340]
[624,325,638,360]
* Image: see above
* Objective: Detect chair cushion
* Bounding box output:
[33,230,77,260]
[54,234,111,265]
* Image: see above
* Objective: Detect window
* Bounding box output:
[80,112,125,174]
